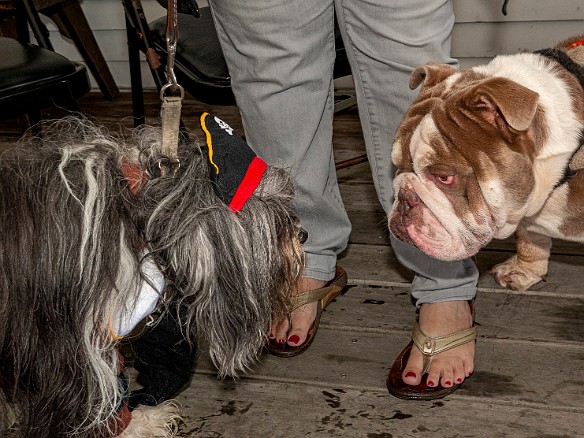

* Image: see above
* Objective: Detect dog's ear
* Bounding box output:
[465,77,539,132]
[410,63,457,89]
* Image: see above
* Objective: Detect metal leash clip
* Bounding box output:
[159,0,183,176]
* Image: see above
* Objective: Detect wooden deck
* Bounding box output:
[2,93,583,437]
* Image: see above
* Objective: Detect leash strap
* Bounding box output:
[159,0,183,175]
[160,96,182,164]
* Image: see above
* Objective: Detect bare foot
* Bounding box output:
[401,301,475,388]
[269,277,326,347]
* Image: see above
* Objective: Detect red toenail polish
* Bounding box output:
[288,335,300,344]
[445,381,451,386]
[457,378,463,383]
[428,381,435,387]
[269,332,274,338]
[405,372,416,378]
[277,339,286,345]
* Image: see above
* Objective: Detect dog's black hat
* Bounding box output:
[200,112,267,212]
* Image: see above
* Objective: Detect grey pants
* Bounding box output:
[208,0,477,304]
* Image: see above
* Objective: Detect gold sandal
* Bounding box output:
[386,301,477,400]
[267,266,347,358]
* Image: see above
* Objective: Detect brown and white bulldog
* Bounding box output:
[389,35,584,291]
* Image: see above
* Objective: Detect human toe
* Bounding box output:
[452,361,467,384]
[425,365,442,388]
[439,365,455,388]
[285,303,317,346]
[401,349,424,386]
[271,317,290,344]
[401,369,421,386]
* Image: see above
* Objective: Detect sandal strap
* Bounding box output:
[290,283,342,310]
[412,320,477,357]
[289,267,347,311]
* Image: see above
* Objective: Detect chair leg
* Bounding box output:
[21,0,53,49]
[126,14,146,127]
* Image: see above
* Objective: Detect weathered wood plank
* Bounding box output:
[191,326,584,408]
[332,107,365,150]
[173,376,584,437]
[322,284,584,344]
[339,184,384,213]
[347,210,390,246]
[336,159,373,185]
[338,242,584,298]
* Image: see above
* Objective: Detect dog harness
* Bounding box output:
[535,44,584,92]
[536,41,584,186]
[110,250,165,339]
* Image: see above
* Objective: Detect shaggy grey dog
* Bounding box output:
[0,116,302,437]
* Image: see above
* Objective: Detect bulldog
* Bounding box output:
[389,35,584,291]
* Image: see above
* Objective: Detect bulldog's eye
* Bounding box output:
[435,174,455,185]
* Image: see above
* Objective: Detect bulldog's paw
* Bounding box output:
[491,255,547,291]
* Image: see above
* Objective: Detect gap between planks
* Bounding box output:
[347,278,584,301]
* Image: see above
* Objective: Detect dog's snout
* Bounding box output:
[398,188,420,208]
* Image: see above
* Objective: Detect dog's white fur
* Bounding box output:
[119,402,181,438]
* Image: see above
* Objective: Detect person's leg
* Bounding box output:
[335,0,478,389]
[209,0,351,347]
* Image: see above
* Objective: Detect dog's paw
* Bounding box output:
[491,255,547,291]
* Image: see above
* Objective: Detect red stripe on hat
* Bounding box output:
[229,156,267,213]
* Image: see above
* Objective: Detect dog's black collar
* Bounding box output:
[535,48,584,188]
[535,47,584,93]
[555,130,584,188]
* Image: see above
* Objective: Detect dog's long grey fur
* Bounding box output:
[0,117,302,437]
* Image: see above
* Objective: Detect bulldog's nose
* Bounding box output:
[398,188,420,208]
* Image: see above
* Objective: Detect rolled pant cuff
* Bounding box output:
[303,252,338,282]
[413,288,477,308]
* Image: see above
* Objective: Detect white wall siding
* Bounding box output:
[453,0,584,68]
[41,0,584,91]
[40,0,166,90]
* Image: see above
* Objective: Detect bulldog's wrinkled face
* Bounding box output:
[389,63,544,261]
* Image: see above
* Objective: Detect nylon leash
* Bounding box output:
[159,0,183,176]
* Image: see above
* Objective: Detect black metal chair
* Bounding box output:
[0,0,90,128]
[0,37,90,125]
